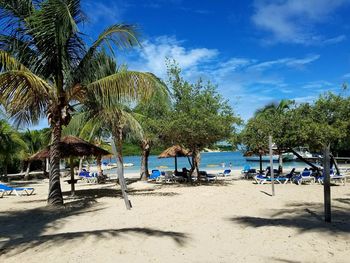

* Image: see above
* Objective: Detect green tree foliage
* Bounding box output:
[0,1,159,205]
[0,119,26,178]
[134,87,170,180]
[163,62,241,178]
[242,92,350,157]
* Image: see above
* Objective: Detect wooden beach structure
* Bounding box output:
[29,136,110,195]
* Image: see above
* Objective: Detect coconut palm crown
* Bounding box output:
[0,0,160,206]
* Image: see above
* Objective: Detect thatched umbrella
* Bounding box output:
[158,145,192,172]
[29,136,110,195]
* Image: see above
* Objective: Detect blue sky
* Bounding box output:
[32,0,350,128]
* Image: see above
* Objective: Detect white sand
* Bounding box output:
[1,173,350,263]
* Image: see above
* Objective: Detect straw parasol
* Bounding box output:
[158,145,192,172]
[29,136,110,160]
[29,136,110,195]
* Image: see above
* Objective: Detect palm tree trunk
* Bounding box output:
[48,121,63,206]
[96,156,103,177]
[114,126,124,183]
[24,161,31,180]
[140,139,150,181]
[78,157,84,173]
[193,148,201,182]
[3,163,8,182]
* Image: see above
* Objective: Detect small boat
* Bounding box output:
[292,147,313,160]
[207,164,219,167]
[245,155,279,162]
[123,163,134,167]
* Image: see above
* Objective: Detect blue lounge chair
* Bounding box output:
[293,170,315,185]
[317,170,345,185]
[79,169,97,183]
[149,169,161,180]
[218,169,231,177]
[0,183,35,196]
[254,174,289,184]
[242,165,251,174]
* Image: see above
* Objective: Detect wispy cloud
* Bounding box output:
[125,35,339,120]
[83,0,129,28]
[342,72,350,79]
[252,0,350,45]
[248,55,320,71]
[129,36,218,77]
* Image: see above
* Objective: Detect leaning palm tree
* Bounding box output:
[0,0,159,206]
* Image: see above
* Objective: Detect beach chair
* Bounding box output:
[199,171,217,182]
[242,165,251,174]
[149,169,161,181]
[79,169,97,183]
[293,170,315,185]
[0,189,4,198]
[0,183,35,196]
[280,168,295,184]
[317,170,345,185]
[218,169,231,177]
[254,174,288,184]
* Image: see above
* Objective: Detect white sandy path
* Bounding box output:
[0,176,350,263]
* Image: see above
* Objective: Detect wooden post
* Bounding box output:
[111,139,132,210]
[70,157,75,196]
[269,136,275,196]
[259,153,263,173]
[323,145,331,222]
[175,155,178,172]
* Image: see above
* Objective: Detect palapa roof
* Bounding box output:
[158,145,191,158]
[29,136,110,160]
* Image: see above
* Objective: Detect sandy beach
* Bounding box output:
[1,171,350,263]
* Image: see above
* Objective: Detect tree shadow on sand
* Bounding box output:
[229,195,350,234]
[0,197,189,256]
[62,185,180,199]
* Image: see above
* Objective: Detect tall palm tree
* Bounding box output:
[0,0,158,206]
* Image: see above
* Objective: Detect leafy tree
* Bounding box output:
[21,128,50,179]
[163,63,241,180]
[134,88,170,180]
[0,119,26,179]
[0,1,159,206]
[242,93,350,169]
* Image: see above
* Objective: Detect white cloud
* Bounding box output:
[125,35,339,120]
[342,73,350,79]
[248,55,320,71]
[129,36,218,77]
[252,0,350,44]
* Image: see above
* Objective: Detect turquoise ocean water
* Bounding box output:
[103,151,307,174]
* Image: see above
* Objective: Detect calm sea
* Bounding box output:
[103,151,306,174]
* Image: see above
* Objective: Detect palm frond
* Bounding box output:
[74,24,139,82]
[86,71,160,106]
[0,50,29,71]
[0,70,51,126]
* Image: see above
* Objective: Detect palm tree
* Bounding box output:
[254,99,294,116]
[0,0,158,206]
[21,128,50,179]
[0,119,27,180]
